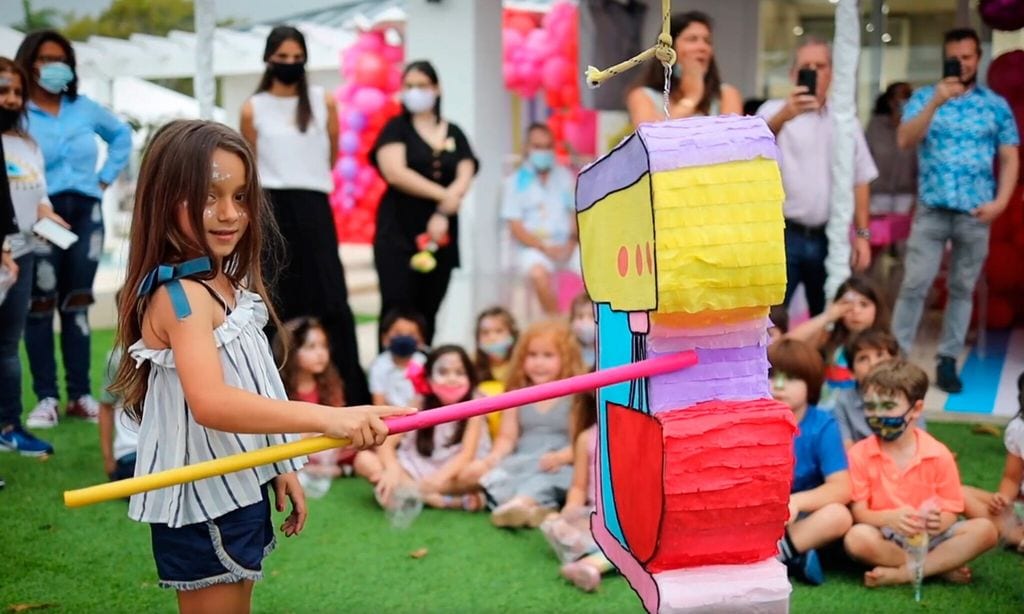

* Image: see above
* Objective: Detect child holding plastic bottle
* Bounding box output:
[843,360,997,587]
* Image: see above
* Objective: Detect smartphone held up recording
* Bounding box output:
[942,58,961,80]
[796,68,817,97]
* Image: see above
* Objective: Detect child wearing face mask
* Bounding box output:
[844,360,997,588]
[374,345,490,511]
[786,275,890,408]
[569,292,595,369]
[473,307,519,438]
[501,123,579,316]
[369,309,427,408]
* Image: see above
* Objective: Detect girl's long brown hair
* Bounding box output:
[110,120,285,420]
[822,275,890,365]
[570,387,597,445]
[273,317,344,407]
[504,320,584,392]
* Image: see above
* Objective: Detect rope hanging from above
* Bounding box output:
[584,0,676,118]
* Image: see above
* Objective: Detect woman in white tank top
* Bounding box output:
[624,11,743,126]
[240,26,370,405]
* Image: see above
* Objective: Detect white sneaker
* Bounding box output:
[66,395,100,422]
[26,397,59,429]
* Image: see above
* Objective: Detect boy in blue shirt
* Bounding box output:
[769,339,853,585]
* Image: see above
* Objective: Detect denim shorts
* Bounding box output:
[150,485,275,590]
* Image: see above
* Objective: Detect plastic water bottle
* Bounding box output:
[298,469,331,499]
[386,484,423,529]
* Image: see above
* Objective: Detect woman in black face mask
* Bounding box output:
[241,26,371,405]
[0,56,69,458]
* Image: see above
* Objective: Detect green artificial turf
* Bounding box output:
[2,330,1022,612]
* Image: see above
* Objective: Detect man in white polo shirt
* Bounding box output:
[758,36,878,316]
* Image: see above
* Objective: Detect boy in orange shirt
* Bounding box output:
[843,359,997,587]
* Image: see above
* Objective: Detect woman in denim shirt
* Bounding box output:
[15,30,131,428]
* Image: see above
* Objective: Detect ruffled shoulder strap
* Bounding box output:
[137,257,213,320]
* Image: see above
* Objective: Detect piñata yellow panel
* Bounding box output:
[577,174,656,312]
[651,159,786,313]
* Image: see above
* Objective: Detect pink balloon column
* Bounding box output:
[502,2,596,160]
[332,31,404,244]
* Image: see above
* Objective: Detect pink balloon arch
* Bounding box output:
[502,2,596,160]
[331,31,404,244]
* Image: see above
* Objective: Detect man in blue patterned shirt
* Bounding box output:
[892,28,1020,393]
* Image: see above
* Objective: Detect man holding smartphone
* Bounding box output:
[758,37,878,317]
[892,28,1019,393]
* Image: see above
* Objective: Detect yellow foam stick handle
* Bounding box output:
[63,435,346,508]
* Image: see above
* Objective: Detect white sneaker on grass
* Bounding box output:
[25,397,59,429]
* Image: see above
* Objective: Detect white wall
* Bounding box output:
[405,0,513,349]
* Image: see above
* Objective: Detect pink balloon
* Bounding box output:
[503,28,525,55]
[381,44,403,64]
[525,29,552,57]
[352,87,387,114]
[541,56,573,92]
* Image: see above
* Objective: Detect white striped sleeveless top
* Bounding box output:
[127,288,305,528]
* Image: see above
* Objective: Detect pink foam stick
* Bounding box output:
[385,350,698,435]
[64,350,697,508]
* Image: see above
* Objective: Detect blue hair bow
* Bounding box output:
[137,257,213,320]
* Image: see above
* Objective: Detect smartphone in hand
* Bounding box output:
[796,68,817,97]
[942,58,961,80]
[33,217,78,250]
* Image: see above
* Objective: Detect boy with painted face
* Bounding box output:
[844,360,998,588]
[768,339,852,586]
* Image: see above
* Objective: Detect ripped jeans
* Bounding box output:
[25,192,103,402]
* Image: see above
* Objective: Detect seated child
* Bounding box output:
[539,391,614,592]
[361,309,428,481]
[374,345,490,511]
[785,275,889,407]
[369,309,427,408]
[768,339,852,585]
[963,371,1024,551]
[273,317,352,493]
[834,329,926,449]
[473,307,519,438]
[98,347,139,482]
[844,360,998,587]
[473,320,584,528]
[569,292,595,369]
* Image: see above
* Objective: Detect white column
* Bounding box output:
[194,0,216,121]
[405,0,512,348]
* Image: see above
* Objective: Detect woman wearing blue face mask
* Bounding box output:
[14,30,131,429]
[371,60,478,347]
[500,123,580,315]
[625,11,742,126]
[241,26,371,406]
